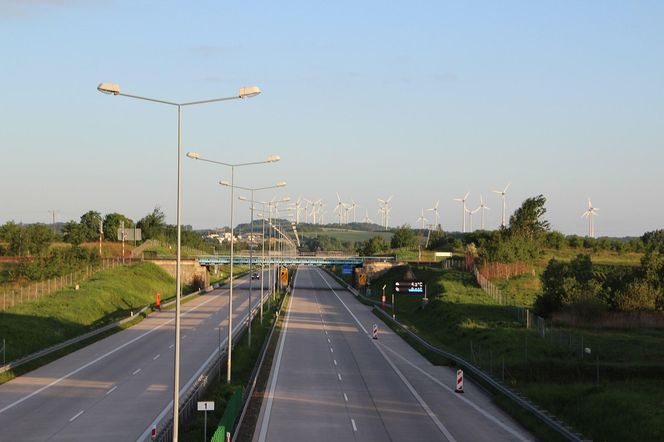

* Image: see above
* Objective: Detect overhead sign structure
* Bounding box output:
[394,281,425,294]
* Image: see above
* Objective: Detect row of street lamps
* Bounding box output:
[97,82,287,441]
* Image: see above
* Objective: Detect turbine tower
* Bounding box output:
[478,195,490,230]
[350,200,360,223]
[377,196,393,229]
[427,200,440,230]
[363,209,373,224]
[492,183,510,228]
[334,193,345,225]
[453,192,470,233]
[416,208,429,229]
[582,198,600,238]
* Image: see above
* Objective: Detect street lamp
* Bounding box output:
[240,195,289,323]
[222,181,286,347]
[186,152,279,383]
[97,82,260,441]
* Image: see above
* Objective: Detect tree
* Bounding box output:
[360,236,389,255]
[103,213,134,241]
[0,222,53,256]
[391,225,418,249]
[62,221,87,245]
[508,195,550,241]
[80,211,103,242]
[137,207,166,240]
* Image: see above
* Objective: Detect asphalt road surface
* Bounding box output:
[0,271,270,442]
[252,266,533,442]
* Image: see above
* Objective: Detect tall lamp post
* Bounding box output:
[222,181,287,347]
[96,82,260,441]
[186,152,280,383]
[241,196,290,322]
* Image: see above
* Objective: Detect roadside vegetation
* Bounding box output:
[0,262,175,364]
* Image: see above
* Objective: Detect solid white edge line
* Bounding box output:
[316,268,457,442]
[69,410,84,422]
[257,267,299,442]
[0,294,219,416]
[380,344,531,441]
[138,283,262,442]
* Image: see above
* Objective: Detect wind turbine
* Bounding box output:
[303,198,313,223]
[416,208,428,229]
[363,209,373,224]
[377,196,393,229]
[582,198,600,238]
[350,200,360,223]
[467,206,481,232]
[453,192,469,232]
[427,200,440,230]
[335,193,345,225]
[478,195,490,230]
[492,183,510,228]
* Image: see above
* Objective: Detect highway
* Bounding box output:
[252,266,532,442]
[0,272,267,442]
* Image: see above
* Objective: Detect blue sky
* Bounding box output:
[1,1,662,237]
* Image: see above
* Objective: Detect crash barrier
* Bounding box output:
[323,268,589,442]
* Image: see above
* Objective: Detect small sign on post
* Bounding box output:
[198,401,215,442]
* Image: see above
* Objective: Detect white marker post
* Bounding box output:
[372,324,378,340]
[197,401,215,442]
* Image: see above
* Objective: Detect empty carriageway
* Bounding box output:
[252,265,532,441]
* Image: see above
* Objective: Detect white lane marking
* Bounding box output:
[257,269,300,442]
[105,386,118,396]
[344,393,349,402]
[132,368,141,376]
[153,354,160,360]
[325,330,328,335]
[0,293,220,416]
[334,359,338,366]
[327,338,331,344]
[169,344,174,349]
[316,267,457,442]
[330,347,334,353]
[182,334,187,339]
[139,303,254,442]
[351,418,357,432]
[381,345,531,441]
[338,373,342,381]
[69,410,84,422]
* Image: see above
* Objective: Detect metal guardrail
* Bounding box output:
[323,269,589,442]
[154,284,282,442]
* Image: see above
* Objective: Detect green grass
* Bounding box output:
[0,262,175,362]
[367,265,664,441]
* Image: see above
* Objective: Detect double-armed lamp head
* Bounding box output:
[97,83,261,100]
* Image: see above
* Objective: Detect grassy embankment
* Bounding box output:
[367,264,664,442]
[0,262,193,383]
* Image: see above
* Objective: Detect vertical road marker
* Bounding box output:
[455,369,464,393]
[372,324,378,339]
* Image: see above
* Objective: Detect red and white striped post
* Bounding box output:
[455,369,464,393]
[372,324,378,340]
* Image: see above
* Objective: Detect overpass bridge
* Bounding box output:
[196,255,396,266]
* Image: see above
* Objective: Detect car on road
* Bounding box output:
[251,272,260,280]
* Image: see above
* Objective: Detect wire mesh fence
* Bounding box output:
[0,257,136,311]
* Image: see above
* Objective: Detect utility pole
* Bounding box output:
[48,210,59,236]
